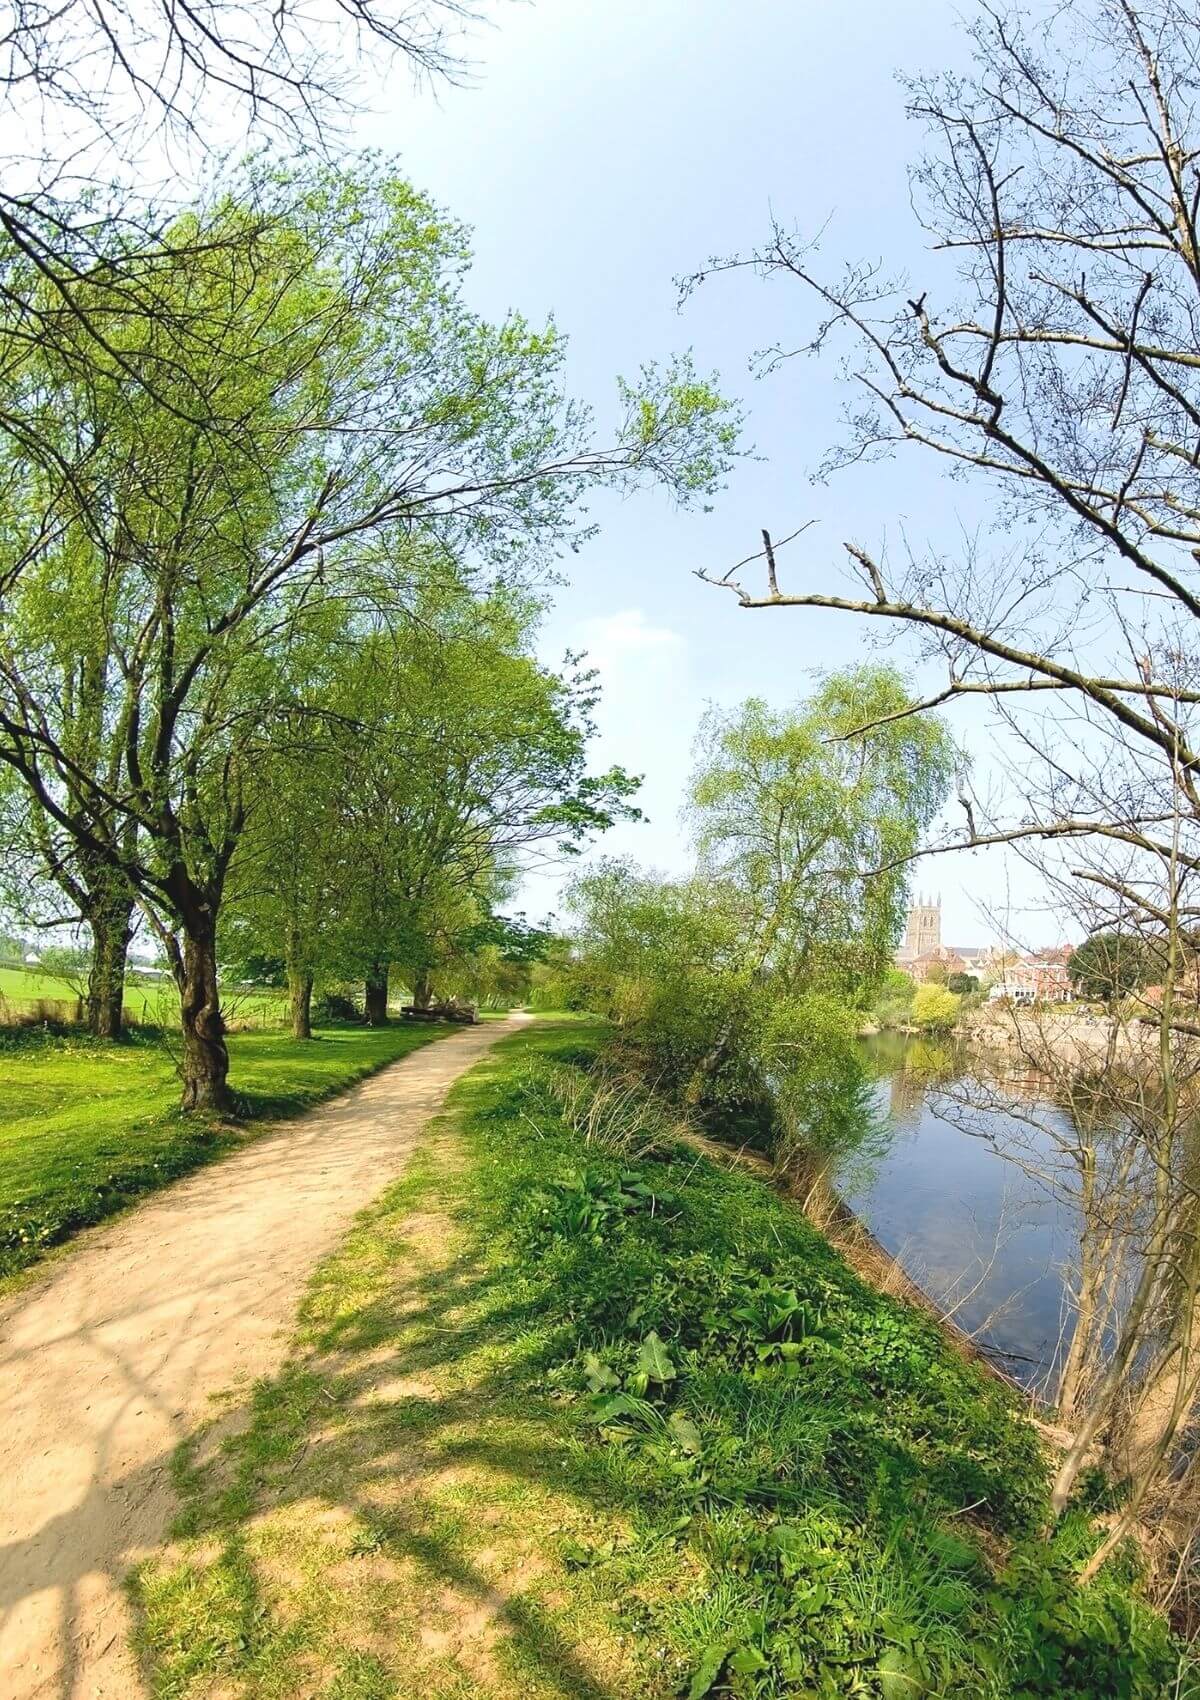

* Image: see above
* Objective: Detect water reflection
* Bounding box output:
[842,1034,1085,1391]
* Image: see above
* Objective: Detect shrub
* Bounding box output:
[912,982,961,1031]
[312,990,362,1024]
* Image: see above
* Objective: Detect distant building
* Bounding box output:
[897,894,941,962]
[896,897,1070,997]
[896,897,995,982]
[987,954,1073,1004]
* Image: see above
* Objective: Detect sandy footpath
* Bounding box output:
[0,1016,522,1699]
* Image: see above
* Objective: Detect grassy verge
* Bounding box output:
[131,1024,1186,1700]
[0,1022,448,1282]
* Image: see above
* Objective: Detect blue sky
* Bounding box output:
[356,3,1056,946]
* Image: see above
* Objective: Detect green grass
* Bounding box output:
[0,962,288,1027]
[0,1022,448,1281]
[129,1025,1188,1700]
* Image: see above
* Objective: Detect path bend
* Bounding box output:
[0,1015,523,1699]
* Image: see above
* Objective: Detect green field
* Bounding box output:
[0,963,288,1028]
[0,1023,447,1281]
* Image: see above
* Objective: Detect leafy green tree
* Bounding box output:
[227,576,639,1032]
[0,161,734,1108]
[873,967,915,1028]
[947,972,978,996]
[568,668,954,1174]
[439,913,555,1010]
[912,983,961,1032]
[1069,932,1160,1003]
[566,859,869,1181]
[324,591,641,1021]
[689,666,956,1001]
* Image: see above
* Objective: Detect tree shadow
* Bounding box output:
[123,1214,649,1699]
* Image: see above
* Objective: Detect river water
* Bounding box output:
[843,1034,1090,1392]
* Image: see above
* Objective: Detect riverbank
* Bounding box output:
[131,1022,1185,1698]
[676,1122,1025,1392]
[870,1005,1179,1072]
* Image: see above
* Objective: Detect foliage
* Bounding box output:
[456,1029,1180,1699]
[225,577,626,1013]
[526,936,592,1011]
[911,983,961,1032]
[689,667,956,1001]
[0,155,735,1103]
[563,668,954,1171]
[947,973,979,996]
[872,968,915,1028]
[1068,932,1160,1003]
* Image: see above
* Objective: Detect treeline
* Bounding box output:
[0,158,736,1110]
[543,666,956,1197]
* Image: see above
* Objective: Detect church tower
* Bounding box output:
[902,893,941,958]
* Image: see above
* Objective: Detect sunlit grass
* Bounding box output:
[0,1023,447,1280]
[0,962,288,1027]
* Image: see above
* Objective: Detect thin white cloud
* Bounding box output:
[576,608,685,673]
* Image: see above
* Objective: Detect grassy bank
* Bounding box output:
[0,1023,447,1282]
[131,1024,1185,1700]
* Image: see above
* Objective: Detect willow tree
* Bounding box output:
[568,667,955,1176]
[0,159,734,1109]
[690,665,957,1001]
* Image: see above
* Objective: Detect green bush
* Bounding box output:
[912,982,961,1032]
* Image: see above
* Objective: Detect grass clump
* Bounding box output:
[130,1023,1187,1699]
[0,1022,446,1280]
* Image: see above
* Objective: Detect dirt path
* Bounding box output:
[0,1017,523,1700]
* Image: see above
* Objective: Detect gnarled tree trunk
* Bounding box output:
[412,966,433,1010]
[364,963,389,1026]
[86,894,134,1039]
[290,969,314,1040]
[175,904,231,1112]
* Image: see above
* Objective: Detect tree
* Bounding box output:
[567,668,954,1180]
[689,665,956,1003]
[321,585,642,1021]
[226,572,644,1035]
[0,4,483,547]
[691,0,1200,1573]
[911,982,960,1032]
[1069,932,1158,1003]
[946,972,978,996]
[0,160,734,1107]
[0,768,139,1036]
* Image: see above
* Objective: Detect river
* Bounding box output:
[844,1033,1094,1393]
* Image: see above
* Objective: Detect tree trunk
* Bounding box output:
[289,969,314,1040]
[178,915,231,1112]
[412,966,433,1010]
[86,895,134,1039]
[364,963,389,1026]
[1056,1148,1105,1423]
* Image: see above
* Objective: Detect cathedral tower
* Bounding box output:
[902,893,941,958]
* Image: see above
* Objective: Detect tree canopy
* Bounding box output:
[0,158,735,1102]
